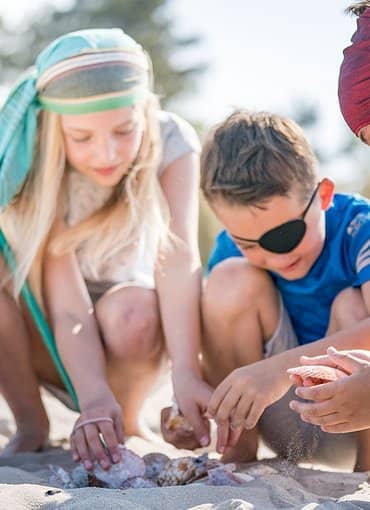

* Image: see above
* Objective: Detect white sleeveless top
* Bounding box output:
[64,111,200,290]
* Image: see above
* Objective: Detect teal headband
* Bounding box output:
[0,29,150,207]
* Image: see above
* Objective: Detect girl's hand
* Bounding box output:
[207,359,291,453]
[162,371,212,449]
[70,391,124,471]
[290,347,370,432]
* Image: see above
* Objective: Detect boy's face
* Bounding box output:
[212,179,334,280]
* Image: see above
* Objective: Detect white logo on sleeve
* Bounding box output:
[356,239,370,274]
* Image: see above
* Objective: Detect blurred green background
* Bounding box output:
[0,0,367,266]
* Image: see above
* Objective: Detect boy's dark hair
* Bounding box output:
[200,110,318,207]
[345,1,370,16]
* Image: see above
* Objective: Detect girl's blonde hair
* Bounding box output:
[0,93,170,306]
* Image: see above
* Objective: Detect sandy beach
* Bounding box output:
[0,381,370,510]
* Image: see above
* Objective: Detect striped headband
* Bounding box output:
[36,48,150,114]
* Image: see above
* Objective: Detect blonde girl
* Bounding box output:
[0,28,211,471]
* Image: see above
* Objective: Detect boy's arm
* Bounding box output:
[208,310,370,452]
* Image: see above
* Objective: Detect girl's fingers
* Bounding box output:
[97,422,121,464]
[73,428,93,470]
[70,434,80,462]
[83,424,111,469]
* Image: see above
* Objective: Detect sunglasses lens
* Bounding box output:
[260,220,306,253]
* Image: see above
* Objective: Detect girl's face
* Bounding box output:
[61,106,145,187]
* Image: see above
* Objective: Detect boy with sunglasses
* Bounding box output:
[199,110,370,471]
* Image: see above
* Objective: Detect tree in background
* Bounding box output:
[0,0,220,264]
[1,3,367,265]
[0,0,205,107]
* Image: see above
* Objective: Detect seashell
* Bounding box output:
[48,465,75,488]
[70,465,89,487]
[157,453,209,486]
[287,365,348,385]
[143,452,170,480]
[92,445,146,489]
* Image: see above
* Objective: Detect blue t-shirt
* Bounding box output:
[207,193,370,345]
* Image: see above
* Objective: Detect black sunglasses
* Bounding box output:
[231,182,321,254]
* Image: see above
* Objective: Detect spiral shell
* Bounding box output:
[157,454,210,486]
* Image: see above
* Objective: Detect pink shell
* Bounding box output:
[92,445,146,488]
[287,365,348,384]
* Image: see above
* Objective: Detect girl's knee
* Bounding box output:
[203,258,273,318]
[96,289,162,362]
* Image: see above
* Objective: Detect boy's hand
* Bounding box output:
[207,358,291,453]
[166,371,212,448]
[290,347,370,432]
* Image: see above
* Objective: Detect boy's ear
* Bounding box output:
[319,178,335,211]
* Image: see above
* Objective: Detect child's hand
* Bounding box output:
[70,390,124,471]
[207,358,291,453]
[160,406,204,450]
[290,347,370,432]
[169,371,213,448]
[298,347,370,370]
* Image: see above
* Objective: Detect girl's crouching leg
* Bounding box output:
[96,286,166,436]
[0,290,49,455]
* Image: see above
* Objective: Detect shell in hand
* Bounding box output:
[287,365,348,385]
[165,404,194,433]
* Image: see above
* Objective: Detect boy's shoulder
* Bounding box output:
[324,192,370,273]
[327,192,370,235]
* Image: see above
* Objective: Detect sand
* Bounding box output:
[0,383,369,510]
